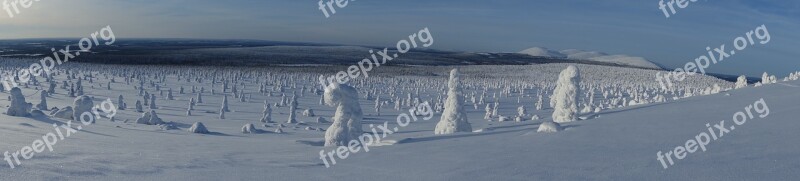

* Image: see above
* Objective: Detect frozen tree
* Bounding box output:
[135,100,143,113]
[435,69,472,134]
[492,101,499,117]
[73,96,94,122]
[484,104,492,120]
[323,83,363,147]
[287,95,298,123]
[517,105,527,117]
[188,98,195,110]
[219,107,226,119]
[260,103,273,123]
[35,90,48,111]
[118,95,126,110]
[736,75,747,89]
[535,94,543,110]
[761,72,770,85]
[222,95,230,112]
[149,95,157,109]
[143,93,149,106]
[551,65,581,123]
[167,89,174,100]
[375,96,381,116]
[6,87,32,117]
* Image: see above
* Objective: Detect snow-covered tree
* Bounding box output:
[323,83,363,147]
[435,69,472,134]
[287,95,298,123]
[484,104,492,120]
[118,95,126,110]
[535,94,543,110]
[219,107,226,119]
[149,95,157,109]
[35,90,48,111]
[761,72,770,85]
[736,75,747,89]
[6,87,32,117]
[375,96,381,116]
[222,95,230,112]
[260,103,273,123]
[73,96,94,122]
[135,100,143,113]
[551,65,581,123]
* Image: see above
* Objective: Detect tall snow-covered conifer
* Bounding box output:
[435,69,472,134]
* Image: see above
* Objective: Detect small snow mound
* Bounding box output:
[52,106,74,120]
[473,127,495,132]
[537,121,563,133]
[518,47,567,58]
[159,122,178,130]
[242,123,260,134]
[188,122,210,134]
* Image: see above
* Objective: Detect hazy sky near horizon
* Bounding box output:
[0,0,798,76]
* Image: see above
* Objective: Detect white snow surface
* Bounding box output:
[0,60,795,180]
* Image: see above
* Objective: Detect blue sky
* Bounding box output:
[0,0,798,76]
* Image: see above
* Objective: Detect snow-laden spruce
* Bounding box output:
[435,69,472,134]
[551,65,581,123]
[735,75,748,89]
[287,94,298,123]
[36,90,49,111]
[73,96,94,122]
[260,101,273,123]
[323,83,363,147]
[6,87,32,117]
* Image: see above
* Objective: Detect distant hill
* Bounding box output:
[518,47,663,70]
[0,39,665,70]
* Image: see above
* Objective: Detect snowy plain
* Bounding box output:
[0,58,796,180]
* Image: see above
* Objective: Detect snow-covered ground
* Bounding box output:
[0,59,795,180]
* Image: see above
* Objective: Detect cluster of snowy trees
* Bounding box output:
[2,57,796,142]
